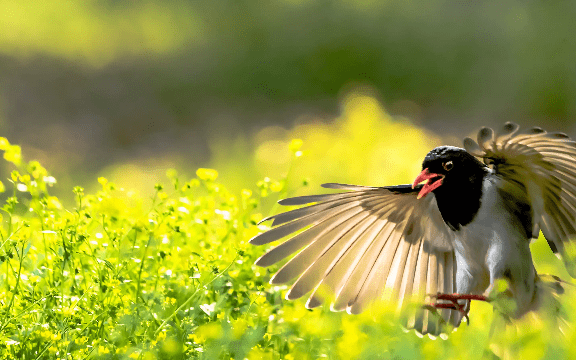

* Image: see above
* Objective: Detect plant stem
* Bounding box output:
[135,234,153,303]
[5,241,26,319]
[153,254,239,337]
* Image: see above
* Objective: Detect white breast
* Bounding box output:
[452,175,536,309]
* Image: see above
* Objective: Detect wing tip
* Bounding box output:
[254,254,271,267]
[248,230,273,245]
[322,183,377,190]
[277,198,293,206]
[248,234,263,245]
[345,303,362,315]
[277,195,320,206]
[285,288,302,301]
[305,296,322,309]
[257,216,272,225]
[329,303,345,312]
[463,137,484,157]
[270,273,284,285]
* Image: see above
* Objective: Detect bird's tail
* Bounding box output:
[534,273,572,303]
[532,273,574,332]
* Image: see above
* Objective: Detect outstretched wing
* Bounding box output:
[250,183,460,335]
[463,122,576,277]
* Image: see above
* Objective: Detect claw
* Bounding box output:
[427,293,488,324]
[429,301,469,321]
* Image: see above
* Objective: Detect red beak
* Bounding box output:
[412,168,444,199]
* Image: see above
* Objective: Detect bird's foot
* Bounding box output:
[427,301,470,324]
[428,293,489,325]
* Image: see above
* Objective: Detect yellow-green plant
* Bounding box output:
[0,136,575,360]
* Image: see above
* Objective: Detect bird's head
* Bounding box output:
[412,146,487,199]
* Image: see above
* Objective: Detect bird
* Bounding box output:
[249,122,576,336]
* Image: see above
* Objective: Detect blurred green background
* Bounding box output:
[1,0,576,199]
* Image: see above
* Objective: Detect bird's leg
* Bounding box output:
[435,293,489,302]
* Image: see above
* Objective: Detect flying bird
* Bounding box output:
[249,123,576,335]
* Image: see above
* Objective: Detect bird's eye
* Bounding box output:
[443,161,453,171]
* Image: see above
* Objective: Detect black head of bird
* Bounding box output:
[413,146,489,230]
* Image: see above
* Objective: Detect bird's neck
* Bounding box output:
[433,169,489,231]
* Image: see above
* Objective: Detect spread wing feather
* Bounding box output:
[250,185,459,335]
[463,122,576,277]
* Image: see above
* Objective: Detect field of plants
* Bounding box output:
[2,94,576,360]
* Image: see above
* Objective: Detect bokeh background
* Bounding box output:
[1,0,576,200]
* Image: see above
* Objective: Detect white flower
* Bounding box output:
[215,209,231,220]
[200,302,216,315]
[43,176,57,185]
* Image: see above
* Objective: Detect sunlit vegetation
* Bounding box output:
[1,108,575,358]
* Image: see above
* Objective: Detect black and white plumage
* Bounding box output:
[249,123,576,335]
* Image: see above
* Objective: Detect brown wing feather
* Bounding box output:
[250,184,458,335]
[463,123,576,277]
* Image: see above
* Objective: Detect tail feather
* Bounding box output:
[533,274,573,313]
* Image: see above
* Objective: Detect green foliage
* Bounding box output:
[0,136,575,359]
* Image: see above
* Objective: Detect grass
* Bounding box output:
[0,131,575,360]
